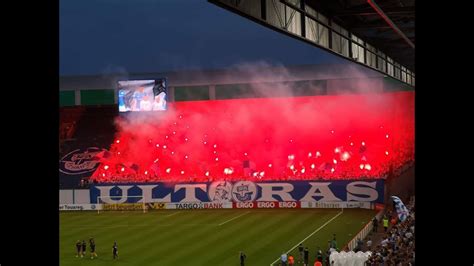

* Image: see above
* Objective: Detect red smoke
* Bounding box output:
[91,91,414,183]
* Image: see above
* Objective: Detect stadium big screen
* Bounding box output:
[118,79,167,112]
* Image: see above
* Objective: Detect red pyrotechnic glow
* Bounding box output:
[91,91,414,183]
[341,152,350,161]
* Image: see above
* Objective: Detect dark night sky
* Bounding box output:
[60,0,347,76]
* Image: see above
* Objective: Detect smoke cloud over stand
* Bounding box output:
[92,63,414,183]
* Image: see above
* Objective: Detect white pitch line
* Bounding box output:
[218,211,251,226]
[269,210,343,266]
[164,211,181,217]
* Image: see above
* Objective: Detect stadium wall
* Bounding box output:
[59,189,90,204]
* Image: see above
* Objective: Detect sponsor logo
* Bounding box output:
[232,181,257,202]
[103,203,143,211]
[175,202,225,209]
[347,202,363,208]
[234,202,255,208]
[59,204,103,211]
[59,204,85,211]
[145,202,166,210]
[208,181,233,202]
[59,147,102,175]
[278,201,299,208]
[233,201,299,209]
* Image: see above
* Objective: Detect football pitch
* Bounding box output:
[60,208,376,266]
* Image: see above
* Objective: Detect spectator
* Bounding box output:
[372,217,378,232]
[331,234,337,249]
[303,247,309,266]
[391,216,397,226]
[314,259,322,266]
[383,216,389,232]
[239,251,246,266]
[366,237,372,251]
[355,238,363,252]
[288,254,294,266]
[315,247,323,262]
[280,252,287,266]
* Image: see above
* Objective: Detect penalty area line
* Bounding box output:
[269,210,343,266]
[218,211,251,226]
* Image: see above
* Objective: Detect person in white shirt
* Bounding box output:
[366,237,372,250]
[140,95,153,111]
[152,92,166,110]
[280,252,288,266]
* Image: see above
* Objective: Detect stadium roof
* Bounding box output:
[305,0,414,71]
[208,0,414,87]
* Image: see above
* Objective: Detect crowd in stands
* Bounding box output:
[271,197,415,266]
[88,159,413,184]
[365,197,415,265]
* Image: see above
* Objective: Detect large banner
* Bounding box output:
[60,147,103,176]
[90,180,384,204]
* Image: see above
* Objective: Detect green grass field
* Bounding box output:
[60,208,376,266]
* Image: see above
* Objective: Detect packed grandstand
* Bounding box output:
[60,91,414,186]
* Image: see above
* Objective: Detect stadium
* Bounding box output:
[60,1,415,265]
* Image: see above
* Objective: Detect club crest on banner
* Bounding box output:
[232,181,257,202]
